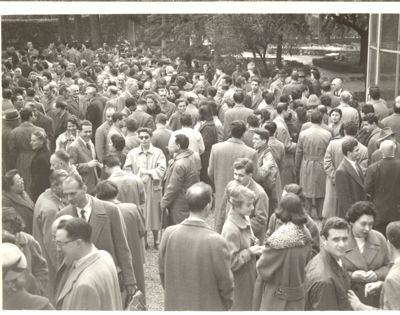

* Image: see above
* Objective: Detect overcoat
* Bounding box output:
[295,124,332,198]
[129,109,156,130]
[124,145,166,230]
[151,126,172,161]
[253,222,313,310]
[366,127,385,160]
[94,121,111,162]
[56,195,136,287]
[335,158,367,218]
[2,118,20,173]
[67,137,98,195]
[208,138,258,220]
[381,112,400,143]
[33,188,67,300]
[161,149,200,225]
[3,289,54,310]
[159,219,234,311]
[268,136,285,174]
[381,259,400,310]
[305,249,352,310]
[8,121,44,192]
[221,211,257,310]
[323,136,368,218]
[198,120,218,185]
[30,146,51,202]
[342,229,391,307]
[55,248,123,310]
[223,104,254,139]
[2,190,35,234]
[365,157,400,228]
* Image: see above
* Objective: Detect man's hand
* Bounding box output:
[351,270,367,282]
[347,290,364,310]
[248,245,263,256]
[364,270,378,283]
[365,281,383,296]
[88,160,99,168]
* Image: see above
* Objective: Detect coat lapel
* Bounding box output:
[3,191,34,210]
[344,232,369,270]
[343,159,364,188]
[362,232,381,266]
[88,197,107,244]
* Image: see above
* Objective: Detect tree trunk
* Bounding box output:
[89,15,101,49]
[161,16,166,53]
[74,15,83,43]
[359,30,368,68]
[276,34,283,68]
[58,15,70,43]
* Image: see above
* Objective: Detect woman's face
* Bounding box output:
[330,111,341,124]
[177,102,187,113]
[146,98,156,110]
[67,122,77,133]
[235,200,254,217]
[11,174,25,194]
[351,214,374,239]
[30,134,43,150]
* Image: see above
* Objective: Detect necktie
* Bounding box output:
[80,209,87,221]
[355,163,363,179]
[86,142,93,159]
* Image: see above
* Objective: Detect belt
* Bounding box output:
[274,284,305,301]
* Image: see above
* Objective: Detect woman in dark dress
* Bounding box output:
[30,130,51,202]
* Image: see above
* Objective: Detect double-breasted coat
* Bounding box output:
[295,124,332,198]
[55,248,122,310]
[67,137,98,195]
[335,158,367,218]
[124,145,166,231]
[8,121,44,193]
[30,146,51,202]
[161,149,200,225]
[221,211,257,310]
[56,196,136,287]
[208,138,259,222]
[253,222,313,310]
[323,137,368,218]
[342,229,391,307]
[159,219,234,310]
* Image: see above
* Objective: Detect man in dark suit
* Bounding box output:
[56,173,137,298]
[335,138,367,218]
[129,99,156,130]
[365,140,400,236]
[67,120,101,195]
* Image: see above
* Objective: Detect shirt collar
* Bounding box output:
[73,245,95,270]
[77,195,92,221]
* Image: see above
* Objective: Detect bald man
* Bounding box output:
[365,140,400,236]
[337,91,359,126]
[331,78,343,97]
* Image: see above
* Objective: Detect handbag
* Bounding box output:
[125,290,146,311]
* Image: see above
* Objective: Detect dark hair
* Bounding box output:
[387,221,400,249]
[2,170,20,191]
[111,112,125,123]
[361,104,375,115]
[77,120,92,131]
[57,218,92,243]
[230,120,246,138]
[363,113,378,125]
[103,153,121,168]
[125,118,139,132]
[264,121,277,136]
[175,98,187,106]
[175,134,189,150]
[137,127,153,137]
[207,86,217,98]
[254,109,270,124]
[369,85,380,100]
[275,193,307,225]
[233,157,254,174]
[311,69,320,80]
[321,217,349,238]
[222,75,233,86]
[329,107,342,118]
[263,92,275,105]
[310,110,323,124]
[276,102,288,114]
[291,88,302,101]
[180,113,193,127]
[320,95,332,107]
[26,88,36,97]
[198,105,213,122]
[155,113,168,125]
[233,90,245,103]
[2,88,12,99]
[186,182,213,213]
[320,81,331,92]
[207,101,218,116]
[111,134,125,151]
[96,180,119,200]
[53,150,70,164]
[342,138,358,156]
[253,128,270,142]
[283,183,306,206]
[247,114,260,128]
[2,207,25,234]
[20,107,33,122]
[343,121,358,136]
[125,97,137,109]
[345,201,376,223]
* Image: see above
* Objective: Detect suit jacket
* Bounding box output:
[159,219,234,310]
[342,230,391,307]
[55,248,122,310]
[365,157,400,226]
[67,138,98,194]
[56,196,136,286]
[129,109,156,130]
[305,249,352,310]
[335,158,367,218]
[381,259,400,310]
[247,90,263,110]
[94,121,111,163]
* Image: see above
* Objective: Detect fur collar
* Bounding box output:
[267,222,312,249]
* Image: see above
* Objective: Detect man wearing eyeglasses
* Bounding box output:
[54,218,123,310]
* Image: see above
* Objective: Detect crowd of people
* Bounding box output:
[2,40,400,311]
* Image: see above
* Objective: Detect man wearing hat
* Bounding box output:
[2,243,54,310]
[363,113,385,160]
[381,96,400,143]
[2,108,21,174]
[365,140,400,236]
[370,127,400,163]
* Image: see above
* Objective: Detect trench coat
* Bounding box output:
[161,149,200,225]
[208,138,259,221]
[323,137,368,219]
[57,195,136,287]
[30,146,51,202]
[253,222,313,310]
[55,248,123,310]
[342,229,391,307]
[33,189,67,300]
[159,219,234,310]
[221,211,257,310]
[365,157,400,230]
[305,249,352,310]
[2,190,35,234]
[335,158,367,218]
[295,124,332,198]
[124,145,166,231]
[8,122,45,193]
